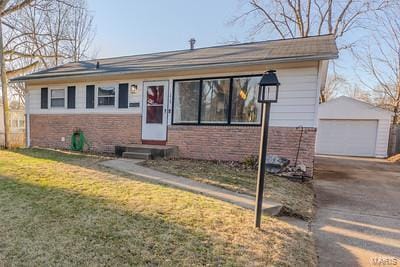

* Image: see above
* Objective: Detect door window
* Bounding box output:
[146,85,164,124]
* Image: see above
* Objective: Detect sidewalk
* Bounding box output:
[100,158,282,216]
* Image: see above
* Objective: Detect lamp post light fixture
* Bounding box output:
[255,70,280,228]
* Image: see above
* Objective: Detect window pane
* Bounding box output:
[98,87,115,96]
[98,97,115,106]
[231,76,262,124]
[173,80,200,123]
[51,89,64,98]
[200,79,230,123]
[51,98,65,107]
[147,86,164,105]
[146,106,163,123]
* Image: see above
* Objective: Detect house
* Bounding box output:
[317,96,392,158]
[11,35,338,176]
[0,105,26,147]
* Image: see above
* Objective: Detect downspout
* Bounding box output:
[26,90,30,148]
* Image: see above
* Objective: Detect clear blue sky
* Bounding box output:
[87,0,252,58]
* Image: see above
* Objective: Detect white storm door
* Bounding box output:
[142,81,169,141]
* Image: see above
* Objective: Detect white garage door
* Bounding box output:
[316,119,378,157]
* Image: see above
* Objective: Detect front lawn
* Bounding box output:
[0,149,316,266]
[142,159,314,220]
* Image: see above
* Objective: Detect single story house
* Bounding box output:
[317,96,392,157]
[12,35,338,176]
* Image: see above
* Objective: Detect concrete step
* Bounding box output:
[116,144,178,159]
[122,151,153,160]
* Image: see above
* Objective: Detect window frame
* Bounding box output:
[172,74,263,126]
[50,88,66,108]
[97,85,116,107]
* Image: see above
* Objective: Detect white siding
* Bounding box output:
[27,64,320,128]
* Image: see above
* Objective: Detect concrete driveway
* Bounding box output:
[313,156,400,266]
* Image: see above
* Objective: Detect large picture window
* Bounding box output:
[201,78,230,123]
[172,75,262,125]
[231,76,262,124]
[51,89,65,108]
[173,80,200,123]
[98,86,115,106]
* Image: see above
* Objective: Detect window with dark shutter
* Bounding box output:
[41,88,48,109]
[67,86,76,109]
[118,83,129,108]
[86,85,95,108]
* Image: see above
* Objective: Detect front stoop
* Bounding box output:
[116,144,178,160]
[100,158,283,216]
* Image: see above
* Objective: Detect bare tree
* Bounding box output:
[233,0,390,100]
[356,4,400,123]
[0,0,94,148]
[321,74,349,102]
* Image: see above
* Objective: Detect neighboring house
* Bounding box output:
[10,108,25,133]
[11,35,338,176]
[0,105,26,147]
[317,96,392,158]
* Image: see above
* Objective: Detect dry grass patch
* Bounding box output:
[142,159,315,220]
[0,149,316,266]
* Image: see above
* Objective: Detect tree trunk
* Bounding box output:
[0,16,10,148]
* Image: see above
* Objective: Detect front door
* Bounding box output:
[142,81,169,142]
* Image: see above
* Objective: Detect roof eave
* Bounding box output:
[10,53,338,83]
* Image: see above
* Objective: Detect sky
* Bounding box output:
[87,0,251,58]
[85,0,369,93]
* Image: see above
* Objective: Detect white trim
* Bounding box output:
[96,85,117,108]
[50,88,66,108]
[314,60,328,128]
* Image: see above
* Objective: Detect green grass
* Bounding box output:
[0,148,316,266]
[141,159,315,220]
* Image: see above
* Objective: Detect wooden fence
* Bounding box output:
[388,124,400,156]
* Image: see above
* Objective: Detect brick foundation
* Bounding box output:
[29,115,316,176]
[30,114,141,153]
[167,125,316,176]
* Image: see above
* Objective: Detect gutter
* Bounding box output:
[10,54,338,83]
[25,91,30,148]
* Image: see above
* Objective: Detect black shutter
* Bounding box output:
[41,88,48,109]
[67,86,76,109]
[118,83,129,108]
[86,85,95,108]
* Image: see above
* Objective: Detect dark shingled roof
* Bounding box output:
[12,34,338,81]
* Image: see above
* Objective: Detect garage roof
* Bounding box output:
[319,96,393,120]
[12,34,338,82]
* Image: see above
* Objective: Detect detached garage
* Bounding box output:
[317,96,392,158]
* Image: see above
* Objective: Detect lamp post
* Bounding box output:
[255,70,280,228]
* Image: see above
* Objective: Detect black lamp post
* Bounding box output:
[255,70,280,228]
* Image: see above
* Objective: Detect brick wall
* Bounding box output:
[167,125,316,176]
[30,114,141,153]
[30,115,316,175]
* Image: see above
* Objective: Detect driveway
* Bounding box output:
[313,156,400,266]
